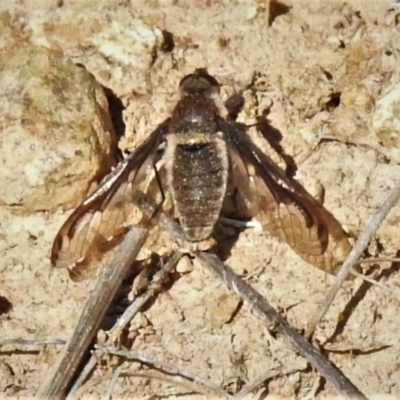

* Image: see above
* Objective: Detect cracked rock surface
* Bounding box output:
[1,1,400,398]
[0,45,116,213]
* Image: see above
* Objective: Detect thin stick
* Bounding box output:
[102,364,123,400]
[73,370,226,399]
[67,250,183,398]
[232,365,302,400]
[112,251,184,332]
[350,269,400,302]
[196,252,367,400]
[94,345,234,399]
[36,226,148,400]
[67,356,97,400]
[306,180,400,338]
[0,339,66,347]
[354,256,400,265]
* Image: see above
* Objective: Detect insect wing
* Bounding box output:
[51,121,169,277]
[220,120,351,274]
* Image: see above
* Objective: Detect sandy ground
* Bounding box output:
[1,0,400,398]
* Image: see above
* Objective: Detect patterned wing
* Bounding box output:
[220,120,350,274]
[51,121,169,279]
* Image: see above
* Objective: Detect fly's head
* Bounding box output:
[178,69,220,99]
[170,69,221,135]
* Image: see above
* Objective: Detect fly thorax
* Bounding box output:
[165,131,229,241]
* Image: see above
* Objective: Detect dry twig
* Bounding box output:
[36,226,149,400]
[0,339,66,347]
[67,250,183,398]
[94,345,233,399]
[196,251,368,400]
[306,179,400,338]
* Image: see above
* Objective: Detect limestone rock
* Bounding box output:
[0,45,117,213]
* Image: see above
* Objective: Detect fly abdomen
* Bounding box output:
[165,132,228,241]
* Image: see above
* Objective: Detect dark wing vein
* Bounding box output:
[51,120,169,274]
[220,119,350,273]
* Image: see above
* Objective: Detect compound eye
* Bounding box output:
[179,69,220,98]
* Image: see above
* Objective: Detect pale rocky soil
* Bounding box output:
[1,0,400,399]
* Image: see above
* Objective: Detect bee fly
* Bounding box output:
[51,69,351,279]
[165,72,229,241]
